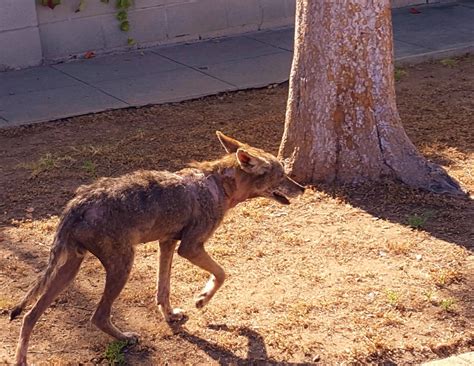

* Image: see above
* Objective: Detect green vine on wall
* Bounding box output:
[39,0,135,45]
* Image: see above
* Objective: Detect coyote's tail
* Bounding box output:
[9,238,69,321]
[10,212,76,321]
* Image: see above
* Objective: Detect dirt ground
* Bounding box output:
[0,55,473,365]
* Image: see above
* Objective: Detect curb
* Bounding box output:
[395,44,474,66]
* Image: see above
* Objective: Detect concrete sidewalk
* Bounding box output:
[0,1,473,128]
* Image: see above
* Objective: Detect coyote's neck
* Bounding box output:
[188,155,249,209]
[214,167,253,209]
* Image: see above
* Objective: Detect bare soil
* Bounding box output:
[0,56,473,365]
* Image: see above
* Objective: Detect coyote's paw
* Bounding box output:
[195,293,211,309]
[121,332,140,344]
[163,307,185,322]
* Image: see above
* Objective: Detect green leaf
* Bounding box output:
[116,0,132,9]
[116,10,127,21]
[120,21,130,32]
[127,38,136,46]
[101,0,110,3]
[104,340,128,366]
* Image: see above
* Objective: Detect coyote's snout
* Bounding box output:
[10,131,304,365]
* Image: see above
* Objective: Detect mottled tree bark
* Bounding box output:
[279,0,465,195]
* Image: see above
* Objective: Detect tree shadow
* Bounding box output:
[167,322,315,365]
[320,181,473,252]
[315,182,474,360]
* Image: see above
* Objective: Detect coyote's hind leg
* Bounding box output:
[91,245,138,341]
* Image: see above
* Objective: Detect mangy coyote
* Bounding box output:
[10,131,305,365]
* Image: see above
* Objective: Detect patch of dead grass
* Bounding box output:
[0,56,473,365]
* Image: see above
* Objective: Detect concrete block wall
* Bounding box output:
[0,0,42,71]
[36,0,295,62]
[0,0,459,70]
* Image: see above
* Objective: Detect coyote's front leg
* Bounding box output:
[177,240,226,308]
[157,240,185,322]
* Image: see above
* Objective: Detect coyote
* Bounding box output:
[10,131,304,365]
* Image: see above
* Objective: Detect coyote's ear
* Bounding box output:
[216,131,242,153]
[236,148,270,174]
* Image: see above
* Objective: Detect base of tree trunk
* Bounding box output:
[280,143,467,197]
[278,0,467,198]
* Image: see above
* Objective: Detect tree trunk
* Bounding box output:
[279,0,465,195]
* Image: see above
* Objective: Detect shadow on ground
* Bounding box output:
[173,323,314,366]
[319,181,474,252]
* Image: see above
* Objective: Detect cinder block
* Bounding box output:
[99,13,131,50]
[37,0,114,24]
[101,6,168,49]
[284,0,296,18]
[0,28,42,70]
[0,0,38,31]
[165,0,228,38]
[128,7,168,44]
[259,0,289,22]
[225,0,261,28]
[39,17,105,60]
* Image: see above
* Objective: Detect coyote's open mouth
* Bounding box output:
[272,191,290,205]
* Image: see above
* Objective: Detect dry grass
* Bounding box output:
[0,56,473,365]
